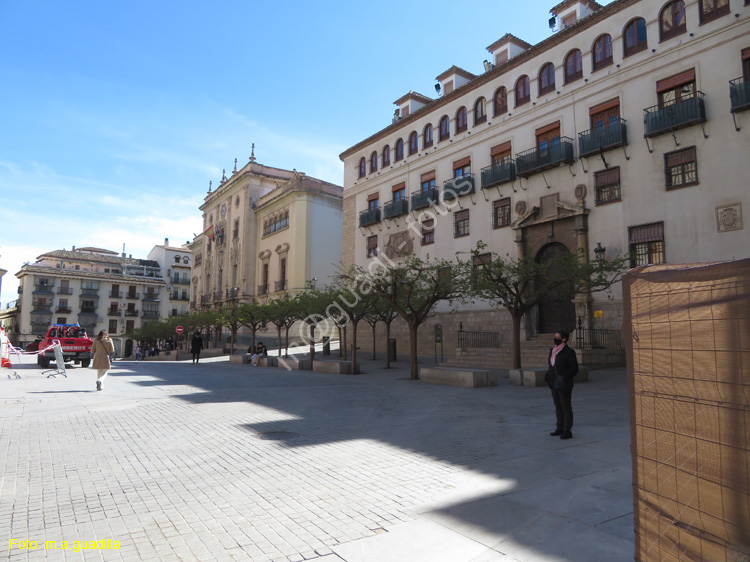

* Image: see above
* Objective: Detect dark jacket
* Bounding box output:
[190,335,203,354]
[545,345,579,391]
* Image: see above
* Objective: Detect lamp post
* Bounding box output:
[594,242,606,260]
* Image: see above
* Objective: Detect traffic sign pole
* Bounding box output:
[175,326,184,361]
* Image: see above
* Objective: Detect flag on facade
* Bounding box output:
[204,225,215,240]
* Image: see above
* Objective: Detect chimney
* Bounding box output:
[164,238,169,247]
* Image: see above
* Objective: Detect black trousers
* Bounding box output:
[192,351,200,362]
[550,387,574,432]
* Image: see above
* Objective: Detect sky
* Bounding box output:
[0,0,596,306]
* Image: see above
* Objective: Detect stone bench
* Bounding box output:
[312,360,358,374]
[277,356,310,371]
[510,366,590,387]
[229,353,252,364]
[257,357,277,367]
[420,366,499,388]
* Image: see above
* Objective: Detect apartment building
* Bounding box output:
[339,0,749,355]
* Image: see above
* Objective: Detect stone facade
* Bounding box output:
[339,0,750,351]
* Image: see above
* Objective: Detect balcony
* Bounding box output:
[142,291,160,301]
[172,294,190,301]
[33,284,55,294]
[80,287,100,296]
[124,309,139,317]
[173,277,191,285]
[56,307,73,314]
[125,292,140,300]
[578,119,628,157]
[79,307,97,314]
[442,175,476,201]
[109,291,123,298]
[411,188,439,211]
[213,291,223,302]
[643,93,706,138]
[481,161,517,189]
[200,294,211,305]
[142,311,160,319]
[107,309,121,317]
[359,207,382,227]
[275,280,287,292]
[383,199,409,219]
[258,284,268,295]
[57,287,74,295]
[730,77,750,113]
[31,305,52,313]
[515,137,575,177]
[226,287,239,300]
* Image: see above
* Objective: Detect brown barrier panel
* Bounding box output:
[623,260,750,561]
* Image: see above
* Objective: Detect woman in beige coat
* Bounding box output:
[91,330,115,391]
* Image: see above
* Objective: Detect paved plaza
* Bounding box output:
[1,354,635,562]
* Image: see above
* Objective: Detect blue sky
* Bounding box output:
[0,0,587,305]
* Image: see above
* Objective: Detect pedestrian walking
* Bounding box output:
[545,330,578,440]
[91,330,115,391]
[190,332,203,364]
[135,345,142,361]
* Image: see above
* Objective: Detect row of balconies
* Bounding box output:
[257,280,287,296]
[358,90,729,227]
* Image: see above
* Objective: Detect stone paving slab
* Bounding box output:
[0,357,634,561]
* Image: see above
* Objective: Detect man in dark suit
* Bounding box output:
[545,330,579,440]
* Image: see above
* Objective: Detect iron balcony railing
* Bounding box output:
[80,287,99,296]
[31,305,52,313]
[109,291,122,298]
[107,309,121,316]
[515,137,575,177]
[730,77,750,113]
[643,93,706,138]
[442,175,475,201]
[411,188,438,210]
[56,307,73,314]
[575,328,623,349]
[481,160,516,189]
[57,287,74,295]
[124,309,139,317]
[125,292,140,299]
[275,280,287,292]
[226,287,239,299]
[213,291,222,302]
[258,284,268,295]
[359,207,381,227]
[173,277,191,285]
[383,198,409,219]
[33,284,55,294]
[79,307,97,314]
[142,291,160,301]
[200,295,211,304]
[142,311,160,319]
[578,119,628,157]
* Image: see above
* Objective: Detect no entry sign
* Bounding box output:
[176,326,184,335]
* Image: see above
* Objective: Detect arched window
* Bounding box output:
[423,124,433,148]
[438,116,450,141]
[515,76,530,107]
[564,49,583,83]
[395,138,404,161]
[358,157,366,178]
[493,87,508,116]
[660,0,686,41]
[370,151,378,173]
[539,63,555,95]
[408,131,418,155]
[456,107,468,134]
[382,145,391,166]
[592,34,613,71]
[474,97,486,125]
[183,257,189,264]
[283,210,289,228]
[174,256,181,264]
[624,18,647,57]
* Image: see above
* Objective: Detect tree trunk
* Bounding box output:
[276,325,282,358]
[511,310,523,370]
[408,322,419,380]
[343,325,348,361]
[230,328,236,354]
[284,326,290,357]
[371,322,377,360]
[351,319,359,374]
[309,323,315,370]
[385,320,392,369]
[251,327,257,353]
[337,325,343,357]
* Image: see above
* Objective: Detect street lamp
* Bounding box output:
[594,242,606,260]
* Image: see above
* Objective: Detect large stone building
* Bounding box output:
[5,245,191,356]
[339,0,749,359]
[190,152,343,309]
